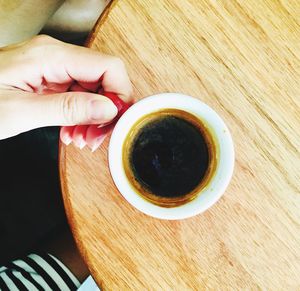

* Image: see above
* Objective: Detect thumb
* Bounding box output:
[28,91,118,127]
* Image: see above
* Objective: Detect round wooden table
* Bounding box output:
[60,0,300,289]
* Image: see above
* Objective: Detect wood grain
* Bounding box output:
[60,0,300,289]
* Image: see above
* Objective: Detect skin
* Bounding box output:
[0,1,120,282]
[0,0,64,46]
[43,0,111,42]
[0,34,132,282]
[0,0,109,46]
[0,35,133,150]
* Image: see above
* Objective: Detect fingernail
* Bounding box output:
[97,120,113,128]
[74,138,86,149]
[79,139,86,149]
[89,100,118,122]
[61,136,72,145]
[91,135,107,152]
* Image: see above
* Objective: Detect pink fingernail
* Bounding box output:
[61,136,72,145]
[73,137,86,149]
[79,140,87,149]
[91,135,107,152]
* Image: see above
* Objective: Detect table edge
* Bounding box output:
[85,0,120,48]
[58,2,121,287]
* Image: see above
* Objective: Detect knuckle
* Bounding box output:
[111,56,125,68]
[61,95,79,125]
[23,35,61,61]
[128,86,134,98]
[29,34,56,45]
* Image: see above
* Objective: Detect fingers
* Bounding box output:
[99,58,133,103]
[1,35,133,103]
[42,36,133,103]
[31,91,118,127]
[102,92,132,115]
[0,35,134,141]
[61,124,112,152]
[61,45,133,102]
[60,92,132,151]
[9,90,118,143]
[86,124,113,152]
[69,82,89,92]
[72,125,88,149]
[60,126,74,145]
[77,81,100,92]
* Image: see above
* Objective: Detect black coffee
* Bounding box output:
[123,109,215,207]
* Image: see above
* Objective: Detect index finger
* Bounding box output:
[64,47,133,103]
[39,38,133,103]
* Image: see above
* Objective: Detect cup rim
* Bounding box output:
[108,93,234,220]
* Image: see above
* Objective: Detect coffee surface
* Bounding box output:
[126,111,210,199]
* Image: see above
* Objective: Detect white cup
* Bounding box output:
[108,93,234,220]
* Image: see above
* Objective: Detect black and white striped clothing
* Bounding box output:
[0,253,80,291]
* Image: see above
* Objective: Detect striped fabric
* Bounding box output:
[0,253,80,291]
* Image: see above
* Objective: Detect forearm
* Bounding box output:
[0,0,64,47]
[43,0,109,41]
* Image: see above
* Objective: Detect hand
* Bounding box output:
[0,35,133,150]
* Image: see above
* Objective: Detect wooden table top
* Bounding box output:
[60,0,300,289]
